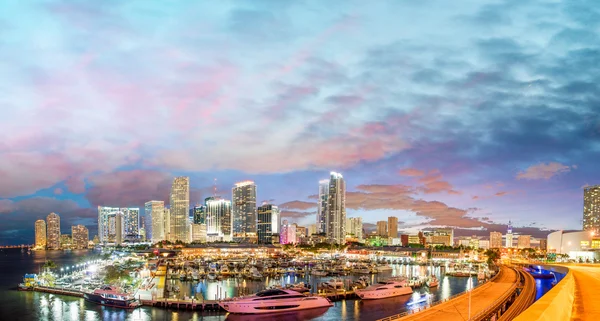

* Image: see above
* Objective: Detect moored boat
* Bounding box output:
[83,286,140,309]
[355,279,413,300]
[219,288,333,314]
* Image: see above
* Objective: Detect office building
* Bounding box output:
[206,198,232,241]
[346,217,363,242]
[98,207,135,244]
[35,219,47,249]
[123,208,140,238]
[232,181,257,241]
[424,228,454,246]
[539,239,547,251]
[377,221,388,237]
[164,208,170,241]
[60,234,72,249]
[71,225,89,249]
[518,235,531,249]
[193,205,206,224]
[317,179,329,234]
[326,172,346,244]
[280,220,297,244]
[295,224,307,239]
[46,212,61,250]
[145,201,165,243]
[170,177,190,242]
[583,185,600,232]
[479,240,490,250]
[257,204,280,244]
[307,224,318,236]
[191,223,207,243]
[388,216,398,238]
[490,231,503,248]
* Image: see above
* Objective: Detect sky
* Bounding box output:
[0,0,598,245]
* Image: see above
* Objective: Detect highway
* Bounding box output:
[384,266,518,321]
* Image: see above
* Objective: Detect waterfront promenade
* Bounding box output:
[384,266,518,321]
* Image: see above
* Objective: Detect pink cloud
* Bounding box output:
[399,168,425,177]
[53,188,63,195]
[279,200,317,210]
[516,162,574,180]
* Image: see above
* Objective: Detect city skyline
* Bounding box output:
[1,1,599,245]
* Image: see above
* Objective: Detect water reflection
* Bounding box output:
[225,307,330,321]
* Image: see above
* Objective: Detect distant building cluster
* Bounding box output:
[33,212,89,250]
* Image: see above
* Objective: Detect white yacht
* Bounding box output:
[219,288,333,314]
[355,279,413,300]
[427,276,439,287]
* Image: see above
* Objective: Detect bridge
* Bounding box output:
[514,264,600,321]
[379,266,536,321]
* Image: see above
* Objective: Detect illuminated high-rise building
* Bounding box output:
[71,225,89,249]
[193,205,206,224]
[490,231,503,248]
[317,179,329,234]
[326,172,346,244]
[346,217,363,242]
[170,177,190,242]
[35,219,47,249]
[388,216,398,238]
[206,198,232,241]
[164,208,170,241]
[505,221,514,248]
[583,185,600,232]
[232,181,257,241]
[377,221,388,237]
[280,220,297,244]
[46,212,61,250]
[98,206,136,244]
[123,208,140,238]
[257,204,280,244]
[145,201,165,243]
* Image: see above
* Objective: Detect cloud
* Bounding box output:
[399,168,425,177]
[279,200,316,210]
[516,162,574,180]
[280,210,316,220]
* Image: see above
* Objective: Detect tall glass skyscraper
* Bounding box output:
[232,181,257,242]
[317,179,329,234]
[326,172,346,244]
[71,225,89,249]
[206,198,232,241]
[35,219,47,249]
[123,208,140,238]
[257,204,280,244]
[145,201,165,243]
[584,185,600,232]
[46,212,61,250]
[169,177,190,242]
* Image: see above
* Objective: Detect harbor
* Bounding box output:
[17,247,496,318]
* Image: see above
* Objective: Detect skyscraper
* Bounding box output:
[46,212,61,250]
[377,221,388,237]
[326,172,346,244]
[170,177,190,242]
[193,205,206,224]
[145,201,165,243]
[71,225,89,249]
[232,181,257,241]
[583,185,600,232]
[123,208,140,238]
[206,198,232,241]
[35,219,47,249]
[346,217,363,242]
[280,220,297,244]
[257,204,280,244]
[505,221,513,248]
[388,216,398,238]
[164,208,171,241]
[490,231,503,248]
[317,179,329,234]
[98,207,138,244]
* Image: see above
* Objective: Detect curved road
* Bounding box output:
[394,266,518,321]
[569,265,600,320]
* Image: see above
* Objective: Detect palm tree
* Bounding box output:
[42,260,58,272]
